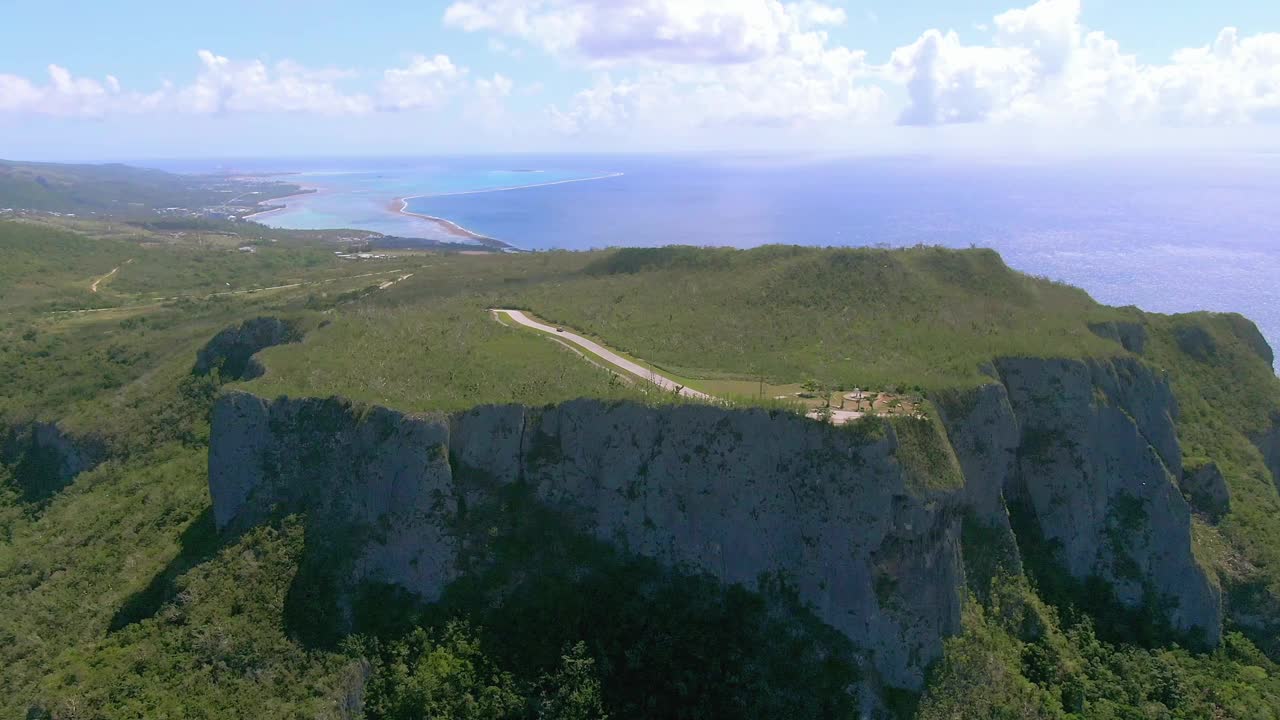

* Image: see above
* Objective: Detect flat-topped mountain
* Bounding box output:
[7,236,1280,717]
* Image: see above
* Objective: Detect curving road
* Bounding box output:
[492,309,712,400]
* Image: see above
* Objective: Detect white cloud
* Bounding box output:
[452,0,883,134]
[467,72,517,128]
[378,54,466,110]
[0,64,164,116]
[0,51,491,118]
[176,50,373,114]
[890,0,1280,127]
[3,0,1279,145]
[444,0,848,65]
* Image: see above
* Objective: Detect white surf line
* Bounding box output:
[393,202,498,243]
[401,172,624,202]
[491,309,712,401]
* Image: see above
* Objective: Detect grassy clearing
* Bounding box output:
[492,245,1126,392]
[246,301,651,414]
[263,244,1128,412]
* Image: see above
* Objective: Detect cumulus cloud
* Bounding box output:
[378,54,466,110]
[444,0,848,65]
[890,0,1280,127]
[176,50,373,114]
[453,0,883,134]
[549,52,884,136]
[0,64,164,116]
[3,0,1279,142]
[0,51,497,118]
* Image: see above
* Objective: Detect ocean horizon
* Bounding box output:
[150,153,1280,370]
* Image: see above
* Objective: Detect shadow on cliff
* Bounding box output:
[276,478,875,719]
[1004,492,1211,652]
[110,507,220,632]
[1,421,106,505]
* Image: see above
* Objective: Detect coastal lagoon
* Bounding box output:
[156,154,1280,369]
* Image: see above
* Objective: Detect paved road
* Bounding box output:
[492,309,712,400]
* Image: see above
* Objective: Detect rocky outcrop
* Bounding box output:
[1088,321,1148,355]
[194,317,302,380]
[207,355,1224,692]
[1,421,104,502]
[212,392,966,691]
[1252,412,1280,495]
[995,357,1221,646]
[1180,461,1231,522]
[1220,313,1275,367]
[934,382,1024,583]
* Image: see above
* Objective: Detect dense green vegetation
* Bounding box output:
[6,221,1280,718]
[917,578,1280,719]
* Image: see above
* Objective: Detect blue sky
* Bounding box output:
[2,0,1279,160]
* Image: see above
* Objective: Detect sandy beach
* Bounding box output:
[389,198,501,244]
[242,186,322,220]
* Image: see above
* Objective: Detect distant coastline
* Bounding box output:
[401,172,624,202]
[388,198,503,246]
[390,171,624,248]
[243,187,321,220]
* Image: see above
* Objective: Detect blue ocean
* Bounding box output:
[155,154,1280,368]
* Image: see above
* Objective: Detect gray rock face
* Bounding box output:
[212,392,966,690]
[934,383,1020,530]
[208,393,460,603]
[996,357,1221,646]
[1252,413,1280,496]
[194,317,302,380]
[1180,461,1231,521]
[207,354,1224,691]
[1088,321,1148,355]
[1,421,104,502]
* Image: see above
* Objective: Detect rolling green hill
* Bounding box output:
[0,158,303,216]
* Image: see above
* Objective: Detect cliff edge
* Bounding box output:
[208,355,1221,694]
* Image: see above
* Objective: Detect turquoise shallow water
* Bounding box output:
[248,165,605,240]
[153,154,1280,370]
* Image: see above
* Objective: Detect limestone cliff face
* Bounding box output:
[1252,412,1280,495]
[212,392,965,690]
[209,392,460,600]
[995,357,1221,646]
[208,355,1223,691]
